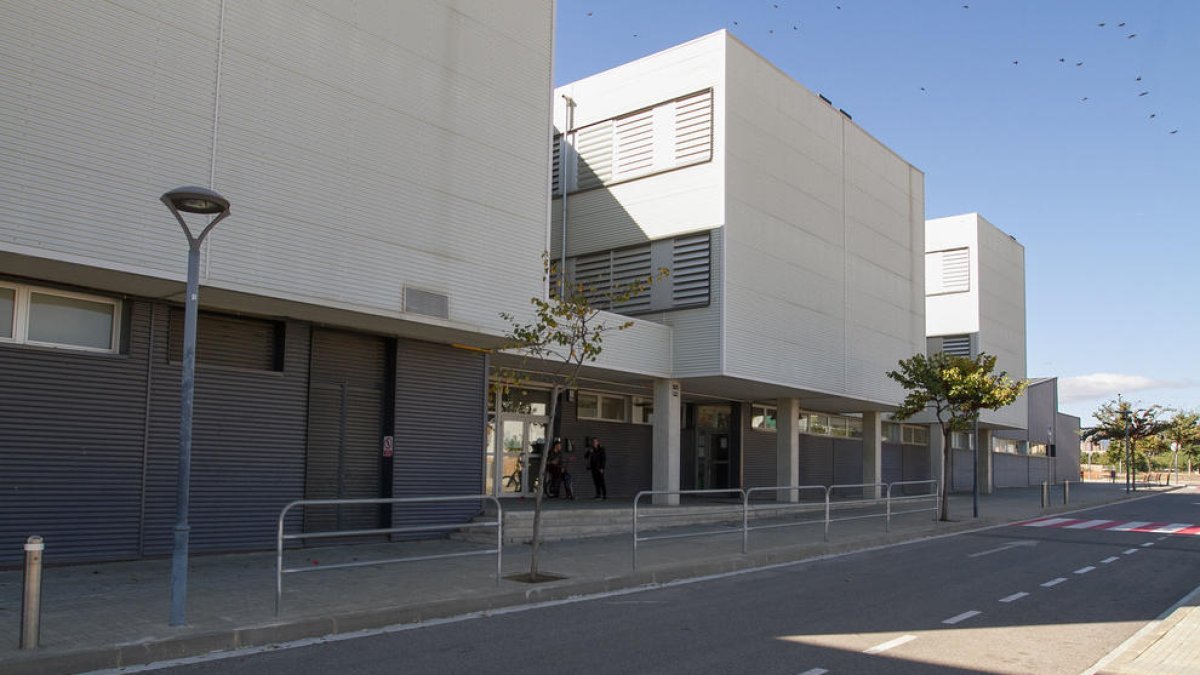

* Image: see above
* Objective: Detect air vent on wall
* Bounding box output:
[404,287,449,320]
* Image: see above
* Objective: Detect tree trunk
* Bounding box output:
[527,384,561,579]
[940,427,952,521]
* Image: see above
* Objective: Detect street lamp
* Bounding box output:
[1118,407,1132,494]
[161,186,231,626]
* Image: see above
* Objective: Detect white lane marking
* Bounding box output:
[968,540,1038,557]
[798,669,829,675]
[1123,548,1139,555]
[1075,566,1096,574]
[999,592,1029,603]
[1101,556,1120,564]
[1024,517,1074,527]
[1065,519,1113,529]
[1152,523,1190,533]
[942,610,981,625]
[1109,521,1152,532]
[1141,542,1155,548]
[1158,536,1168,540]
[864,634,918,654]
[1042,578,1068,588]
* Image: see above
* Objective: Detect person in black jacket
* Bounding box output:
[585,437,607,500]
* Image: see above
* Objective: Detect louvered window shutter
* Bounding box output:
[613,109,655,180]
[926,247,970,294]
[551,133,563,196]
[575,122,613,191]
[674,89,713,166]
[610,245,653,312]
[941,335,972,356]
[671,232,712,307]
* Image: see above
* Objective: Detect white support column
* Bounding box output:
[977,427,993,495]
[652,379,681,505]
[862,412,882,498]
[776,398,800,502]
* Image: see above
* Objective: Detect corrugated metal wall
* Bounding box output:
[392,340,486,532]
[0,300,152,565]
[832,438,863,486]
[303,329,388,534]
[142,310,309,555]
[902,445,932,483]
[950,449,973,492]
[994,452,1029,488]
[741,421,777,489]
[798,436,833,486]
[558,398,653,498]
[882,443,903,486]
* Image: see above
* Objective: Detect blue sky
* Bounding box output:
[554,0,1200,424]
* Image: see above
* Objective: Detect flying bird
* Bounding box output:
[1076,62,1084,66]
[1081,96,1089,102]
[1058,58,1066,62]
[1150,113,1156,119]
[1170,129,1178,134]
[1012,60,1019,65]
[1136,75,1142,81]
[1097,22,1106,27]
[1118,22,1126,27]
[920,87,926,92]
[1127,33,1137,39]
[586,11,592,16]
[1139,91,1149,96]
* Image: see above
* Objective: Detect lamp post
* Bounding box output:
[161,186,230,626]
[972,416,979,518]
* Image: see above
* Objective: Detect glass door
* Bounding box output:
[497,417,548,497]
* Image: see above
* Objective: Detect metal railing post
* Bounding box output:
[823,487,831,541]
[741,490,749,555]
[1063,480,1070,505]
[885,483,892,532]
[1041,482,1049,508]
[632,493,641,570]
[21,536,44,650]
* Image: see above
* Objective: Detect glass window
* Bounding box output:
[751,405,776,432]
[696,405,731,431]
[883,422,901,443]
[27,291,115,350]
[502,388,550,415]
[0,286,13,339]
[577,393,599,419]
[578,392,628,422]
[902,425,929,446]
[600,395,626,421]
[951,431,974,450]
[829,417,850,438]
[632,397,653,425]
[808,414,829,435]
[847,417,863,439]
[1029,442,1047,456]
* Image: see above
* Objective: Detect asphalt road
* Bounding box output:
[149,490,1200,675]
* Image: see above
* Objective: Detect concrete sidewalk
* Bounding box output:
[0,482,1179,674]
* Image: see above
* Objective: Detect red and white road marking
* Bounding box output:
[1018,517,1200,535]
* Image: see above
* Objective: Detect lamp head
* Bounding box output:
[161,186,229,215]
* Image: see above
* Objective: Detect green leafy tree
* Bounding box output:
[887,352,1026,521]
[1081,397,1169,488]
[499,255,665,581]
[1160,410,1200,482]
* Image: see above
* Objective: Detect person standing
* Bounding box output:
[585,437,607,500]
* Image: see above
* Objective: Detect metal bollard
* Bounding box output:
[1062,480,1070,505]
[1041,482,1049,509]
[21,535,44,650]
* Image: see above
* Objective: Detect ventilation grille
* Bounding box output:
[551,133,562,196]
[610,245,653,312]
[672,231,711,307]
[926,247,970,295]
[404,287,449,320]
[941,335,972,357]
[575,121,613,191]
[613,109,655,179]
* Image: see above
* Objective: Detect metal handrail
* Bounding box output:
[885,480,939,530]
[824,483,887,540]
[275,495,502,616]
[633,489,745,569]
[743,485,829,551]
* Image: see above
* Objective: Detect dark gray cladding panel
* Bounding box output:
[740,413,778,489]
[393,340,486,533]
[799,435,833,487]
[950,448,973,492]
[832,438,863,486]
[142,311,310,556]
[558,397,653,498]
[0,300,152,566]
[902,444,931,484]
[882,443,903,485]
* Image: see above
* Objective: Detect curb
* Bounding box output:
[1,491,1171,674]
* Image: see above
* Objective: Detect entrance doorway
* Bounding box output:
[498,416,549,497]
[691,404,733,490]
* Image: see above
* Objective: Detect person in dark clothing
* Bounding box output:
[585,437,607,500]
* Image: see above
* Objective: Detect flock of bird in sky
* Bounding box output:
[582,2,1181,136]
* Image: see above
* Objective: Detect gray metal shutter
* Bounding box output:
[0,300,152,565]
[144,311,309,555]
[951,449,973,492]
[610,245,653,312]
[303,329,387,535]
[799,435,834,487]
[392,340,486,534]
[832,438,863,486]
[901,445,932,493]
[168,309,280,370]
[882,444,903,486]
